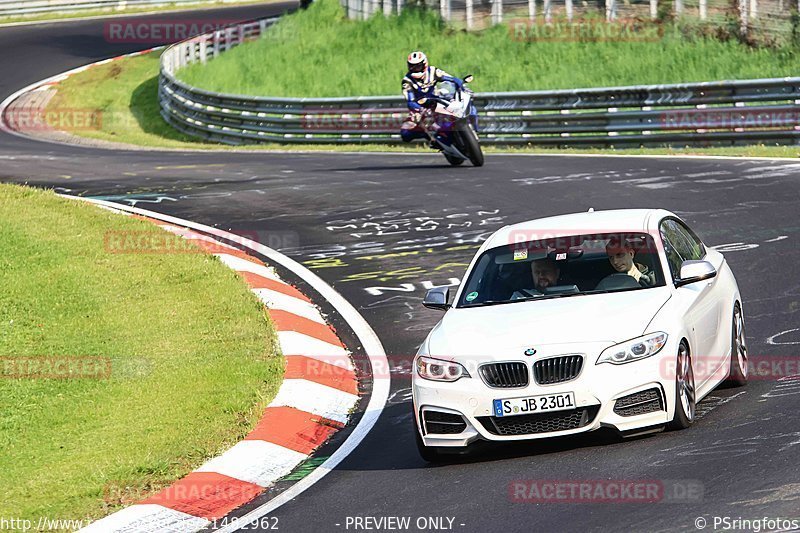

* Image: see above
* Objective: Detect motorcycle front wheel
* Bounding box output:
[444,153,464,166]
[457,122,484,167]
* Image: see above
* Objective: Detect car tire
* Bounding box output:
[726,302,749,386]
[413,417,472,463]
[668,341,696,430]
[414,419,444,462]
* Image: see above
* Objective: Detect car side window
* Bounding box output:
[666,220,705,261]
[659,224,684,280]
[660,219,706,280]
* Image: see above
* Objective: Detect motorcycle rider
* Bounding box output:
[400,51,465,148]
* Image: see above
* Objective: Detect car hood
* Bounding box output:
[427,289,671,356]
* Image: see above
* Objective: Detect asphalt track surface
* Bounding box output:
[2,7,800,532]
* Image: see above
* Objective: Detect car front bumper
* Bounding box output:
[413,344,678,447]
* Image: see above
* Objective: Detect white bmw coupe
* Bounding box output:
[413,209,748,461]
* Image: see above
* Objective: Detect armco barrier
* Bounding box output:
[159,17,800,147]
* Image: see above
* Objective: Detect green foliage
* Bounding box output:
[177,0,800,97]
[0,184,281,521]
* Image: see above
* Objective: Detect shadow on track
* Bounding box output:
[338,401,659,471]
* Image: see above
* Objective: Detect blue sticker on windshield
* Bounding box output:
[466,291,479,302]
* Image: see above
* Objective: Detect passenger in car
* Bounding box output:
[604,237,656,287]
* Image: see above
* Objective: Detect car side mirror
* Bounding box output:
[463,74,474,83]
[675,260,717,287]
[423,286,451,310]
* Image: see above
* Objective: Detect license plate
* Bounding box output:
[493,392,576,417]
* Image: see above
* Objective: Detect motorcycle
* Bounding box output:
[422,74,484,167]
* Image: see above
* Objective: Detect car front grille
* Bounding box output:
[533,355,584,385]
[476,405,600,436]
[613,388,664,417]
[422,410,467,435]
[479,362,529,388]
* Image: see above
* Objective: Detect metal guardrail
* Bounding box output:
[159,17,800,147]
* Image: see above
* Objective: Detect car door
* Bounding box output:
[660,218,723,386]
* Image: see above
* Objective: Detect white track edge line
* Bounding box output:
[64,195,390,532]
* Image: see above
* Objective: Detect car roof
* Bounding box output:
[483,208,675,250]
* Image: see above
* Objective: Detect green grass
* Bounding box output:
[0,0,283,26]
[0,184,283,522]
[43,49,800,158]
[177,0,800,97]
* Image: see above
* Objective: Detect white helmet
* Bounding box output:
[407,51,428,80]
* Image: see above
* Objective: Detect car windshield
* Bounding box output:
[457,232,666,308]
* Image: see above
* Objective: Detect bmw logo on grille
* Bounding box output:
[524,348,537,356]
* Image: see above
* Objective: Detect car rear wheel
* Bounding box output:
[726,303,748,386]
[668,341,696,430]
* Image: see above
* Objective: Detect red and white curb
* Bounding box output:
[0,47,163,139]
[72,198,389,533]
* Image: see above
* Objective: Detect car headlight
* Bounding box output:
[596,332,668,365]
[416,356,471,382]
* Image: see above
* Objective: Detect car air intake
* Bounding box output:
[613,388,664,417]
[479,362,529,388]
[477,405,600,436]
[533,355,584,385]
[423,410,467,435]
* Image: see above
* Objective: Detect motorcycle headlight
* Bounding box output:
[596,332,668,365]
[416,356,470,382]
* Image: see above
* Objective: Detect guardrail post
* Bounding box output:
[565,0,572,21]
[383,0,391,15]
[491,0,503,24]
[544,0,551,22]
[649,0,657,18]
[199,40,207,63]
[440,0,450,22]
[605,0,615,20]
[738,0,748,34]
[527,0,535,20]
[673,0,682,15]
[397,0,403,15]
[749,0,757,19]
[699,0,706,19]
[224,28,233,51]
[466,0,474,28]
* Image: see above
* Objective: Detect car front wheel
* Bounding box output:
[668,341,696,430]
[726,303,749,386]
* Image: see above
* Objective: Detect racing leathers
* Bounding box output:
[400,66,463,145]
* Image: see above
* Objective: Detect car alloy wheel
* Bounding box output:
[677,343,696,422]
[734,306,748,378]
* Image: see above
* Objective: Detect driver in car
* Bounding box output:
[604,237,656,287]
[511,258,561,299]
